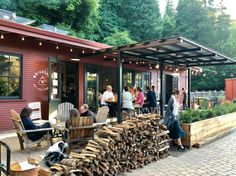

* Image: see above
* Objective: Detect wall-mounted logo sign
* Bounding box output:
[33,70,49,91]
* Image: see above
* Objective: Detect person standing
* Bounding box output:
[163,90,186,151]
[182,88,187,110]
[146,86,157,111]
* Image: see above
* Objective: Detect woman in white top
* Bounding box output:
[163,90,186,151]
[122,86,134,110]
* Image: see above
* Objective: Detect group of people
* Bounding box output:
[20,86,188,152]
[99,85,158,117]
[20,103,95,142]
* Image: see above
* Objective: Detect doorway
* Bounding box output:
[61,62,78,107]
[165,74,173,104]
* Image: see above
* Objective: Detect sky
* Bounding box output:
[159,0,236,20]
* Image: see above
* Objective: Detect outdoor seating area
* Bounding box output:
[1,112,170,176]
[1,1,236,175]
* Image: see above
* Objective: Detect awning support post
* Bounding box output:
[159,61,164,117]
[117,51,123,123]
[188,67,191,109]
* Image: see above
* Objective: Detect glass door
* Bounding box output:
[85,64,98,112]
[48,57,61,121]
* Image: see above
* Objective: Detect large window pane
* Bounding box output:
[0,53,21,99]
[123,71,133,87]
[135,73,142,88]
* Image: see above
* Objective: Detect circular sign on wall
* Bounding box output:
[33,70,49,91]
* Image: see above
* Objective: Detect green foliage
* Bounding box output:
[162,0,176,38]
[119,0,163,41]
[180,103,236,123]
[103,31,135,46]
[96,0,125,41]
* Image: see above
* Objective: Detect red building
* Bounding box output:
[3,15,229,131]
[1,19,189,131]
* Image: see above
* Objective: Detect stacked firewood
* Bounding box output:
[51,114,169,176]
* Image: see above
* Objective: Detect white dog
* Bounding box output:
[43,141,69,167]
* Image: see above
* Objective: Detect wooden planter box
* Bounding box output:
[181,112,236,147]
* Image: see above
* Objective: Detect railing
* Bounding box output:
[191,90,225,100]
[0,141,11,176]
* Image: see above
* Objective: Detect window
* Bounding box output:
[0,53,22,99]
[143,72,151,88]
[135,73,142,88]
[123,70,133,87]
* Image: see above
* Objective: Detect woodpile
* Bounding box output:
[51,114,169,176]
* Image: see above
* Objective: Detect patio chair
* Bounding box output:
[28,102,42,121]
[10,109,53,150]
[65,116,96,150]
[28,102,48,125]
[95,106,109,123]
[57,102,74,122]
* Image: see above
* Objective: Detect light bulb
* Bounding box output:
[56,45,59,50]
[70,48,73,52]
[0,34,4,39]
[22,37,25,41]
[39,41,42,46]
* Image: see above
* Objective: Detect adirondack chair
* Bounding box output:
[57,102,74,122]
[10,109,53,150]
[65,116,96,149]
[28,102,42,121]
[95,106,109,124]
[28,102,48,125]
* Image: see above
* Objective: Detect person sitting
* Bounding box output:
[145,86,157,112]
[133,87,144,114]
[163,90,186,151]
[122,86,135,117]
[101,85,116,117]
[64,108,79,141]
[79,104,96,123]
[65,108,79,128]
[20,107,52,141]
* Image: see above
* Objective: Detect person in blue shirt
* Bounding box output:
[20,107,52,141]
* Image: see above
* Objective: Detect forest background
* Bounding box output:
[1,0,236,91]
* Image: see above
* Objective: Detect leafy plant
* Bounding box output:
[180,103,236,123]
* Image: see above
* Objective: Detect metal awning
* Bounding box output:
[83,36,236,123]
[85,36,236,67]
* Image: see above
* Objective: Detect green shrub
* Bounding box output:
[180,103,236,123]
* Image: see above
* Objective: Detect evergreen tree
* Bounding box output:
[175,0,215,46]
[96,0,125,41]
[162,0,176,38]
[120,0,163,41]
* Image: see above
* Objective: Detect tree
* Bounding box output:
[103,31,135,46]
[119,0,163,41]
[162,0,176,38]
[175,0,215,46]
[95,0,125,42]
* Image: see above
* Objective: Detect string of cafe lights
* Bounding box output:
[192,68,234,78]
[0,32,96,57]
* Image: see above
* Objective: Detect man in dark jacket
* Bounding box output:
[146,86,157,108]
[79,104,96,123]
